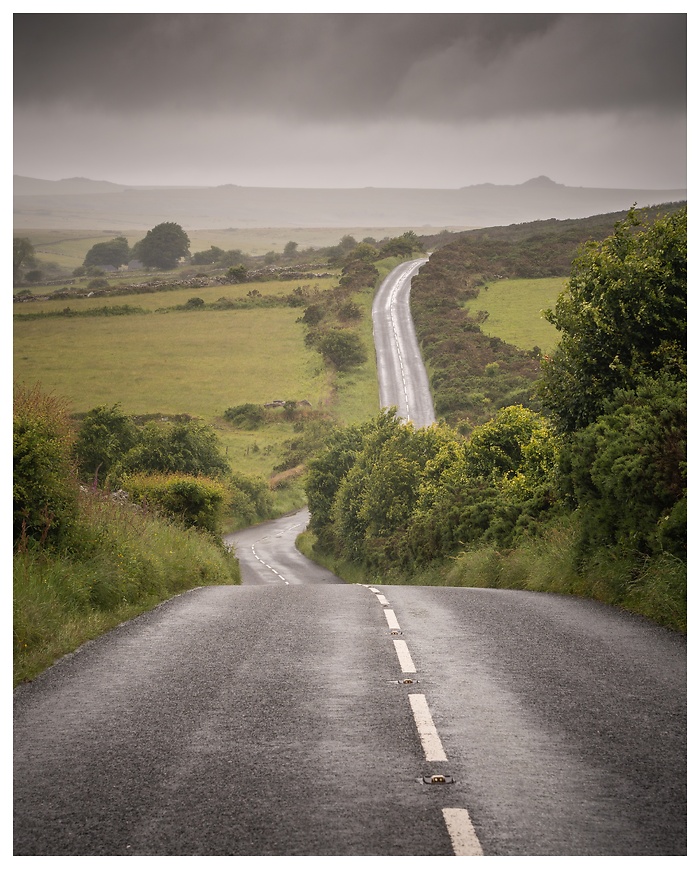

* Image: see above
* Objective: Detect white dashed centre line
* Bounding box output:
[376,594,390,607]
[442,808,484,856]
[384,609,401,631]
[393,639,416,673]
[408,693,447,762]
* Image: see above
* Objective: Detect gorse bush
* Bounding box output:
[120,472,230,534]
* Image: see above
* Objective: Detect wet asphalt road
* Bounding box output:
[14,259,686,855]
[14,531,686,856]
[372,257,435,428]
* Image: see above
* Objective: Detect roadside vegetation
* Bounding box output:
[13,385,240,686]
[302,206,687,632]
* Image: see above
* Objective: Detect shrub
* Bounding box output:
[13,384,78,548]
[74,404,138,486]
[315,329,367,371]
[121,472,229,534]
[223,403,266,429]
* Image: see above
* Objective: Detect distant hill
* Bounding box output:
[13,174,687,231]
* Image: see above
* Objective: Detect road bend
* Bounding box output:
[372,257,435,428]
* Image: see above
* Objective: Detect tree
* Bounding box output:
[13,237,36,283]
[539,207,686,432]
[191,246,224,265]
[74,404,138,487]
[283,241,299,256]
[380,231,424,258]
[83,236,130,269]
[133,222,190,269]
[315,329,367,371]
[108,420,230,485]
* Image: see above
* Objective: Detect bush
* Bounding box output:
[121,472,229,534]
[74,404,139,486]
[223,403,266,429]
[315,329,367,371]
[13,384,78,548]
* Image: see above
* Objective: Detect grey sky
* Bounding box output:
[13,12,687,189]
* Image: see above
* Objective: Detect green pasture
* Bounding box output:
[466,277,566,354]
[14,306,333,479]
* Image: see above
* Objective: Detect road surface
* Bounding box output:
[14,579,686,855]
[372,257,435,428]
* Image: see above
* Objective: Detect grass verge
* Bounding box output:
[14,490,239,686]
[296,519,686,633]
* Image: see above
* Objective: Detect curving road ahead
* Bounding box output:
[372,257,435,427]
[14,259,686,856]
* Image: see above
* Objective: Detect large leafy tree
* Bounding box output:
[539,207,686,432]
[83,237,131,269]
[133,222,190,269]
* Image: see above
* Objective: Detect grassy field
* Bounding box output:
[465,277,566,354]
[13,260,387,487]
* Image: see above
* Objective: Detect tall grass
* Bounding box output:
[14,489,239,685]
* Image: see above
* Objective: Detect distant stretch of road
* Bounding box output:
[372,257,435,428]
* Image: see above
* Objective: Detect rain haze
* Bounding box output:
[13,11,687,191]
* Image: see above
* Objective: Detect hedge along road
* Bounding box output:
[14,261,686,856]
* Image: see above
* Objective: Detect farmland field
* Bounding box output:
[466,277,565,354]
[13,277,380,480]
[15,225,467,269]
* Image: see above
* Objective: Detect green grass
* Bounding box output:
[15,276,339,312]
[14,304,337,482]
[465,277,566,354]
[14,490,240,686]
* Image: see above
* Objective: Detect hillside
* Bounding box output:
[13,175,687,231]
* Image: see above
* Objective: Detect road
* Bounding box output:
[14,578,686,856]
[372,257,435,428]
[14,260,686,856]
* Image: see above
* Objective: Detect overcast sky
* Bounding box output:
[13,11,687,190]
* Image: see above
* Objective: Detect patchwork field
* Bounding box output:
[466,277,566,354]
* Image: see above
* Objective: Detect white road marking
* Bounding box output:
[368,587,380,594]
[442,808,484,856]
[393,639,416,673]
[376,594,390,607]
[249,545,289,584]
[384,609,401,631]
[408,694,447,762]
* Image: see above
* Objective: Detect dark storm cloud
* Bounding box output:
[14,13,686,121]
